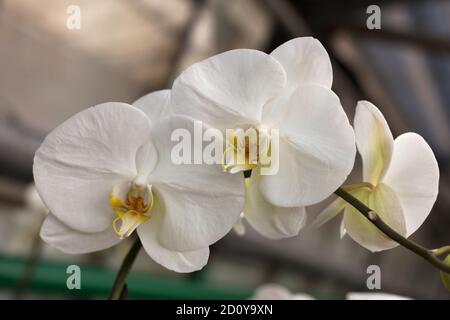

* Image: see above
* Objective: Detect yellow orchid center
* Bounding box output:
[222,127,271,174]
[109,181,153,239]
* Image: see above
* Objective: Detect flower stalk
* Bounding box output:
[335,187,450,274]
[432,246,450,257]
[13,230,43,299]
[109,237,142,300]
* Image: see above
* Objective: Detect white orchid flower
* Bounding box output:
[312,101,439,252]
[169,37,356,239]
[34,91,245,273]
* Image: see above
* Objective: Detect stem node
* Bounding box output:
[367,211,377,221]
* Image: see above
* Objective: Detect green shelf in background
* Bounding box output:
[0,255,253,299]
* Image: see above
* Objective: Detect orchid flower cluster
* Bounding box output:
[33,37,440,273]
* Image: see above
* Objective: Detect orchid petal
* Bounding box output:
[346,292,412,300]
[344,184,406,252]
[137,199,209,273]
[309,197,346,230]
[260,85,356,207]
[133,90,171,123]
[40,213,120,254]
[244,173,306,239]
[149,116,245,251]
[33,103,153,232]
[383,133,439,236]
[270,37,332,89]
[354,101,394,185]
[171,49,286,129]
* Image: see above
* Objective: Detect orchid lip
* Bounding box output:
[110,182,154,239]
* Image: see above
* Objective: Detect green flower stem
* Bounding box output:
[335,187,450,274]
[432,246,450,257]
[109,237,142,300]
[13,229,43,299]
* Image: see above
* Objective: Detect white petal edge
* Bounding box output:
[33,103,153,232]
[252,284,293,300]
[170,49,286,129]
[308,197,346,230]
[40,213,121,254]
[244,173,306,239]
[354,101,394,185]
[290,294,316,300]
[383,133,439,236]
[260,85,356,207]
[137,209,209,273]
[252,284,315,300]
[346,292,412,300]
[133,90,171,124]
[270,37,333,89]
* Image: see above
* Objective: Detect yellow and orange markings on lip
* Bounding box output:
[109,184,154,239]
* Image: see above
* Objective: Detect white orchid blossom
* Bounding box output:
[34,91,245,273]
[169,37,356,239]
[311,101,440,252]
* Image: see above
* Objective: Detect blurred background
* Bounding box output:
[0,0,449,299]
